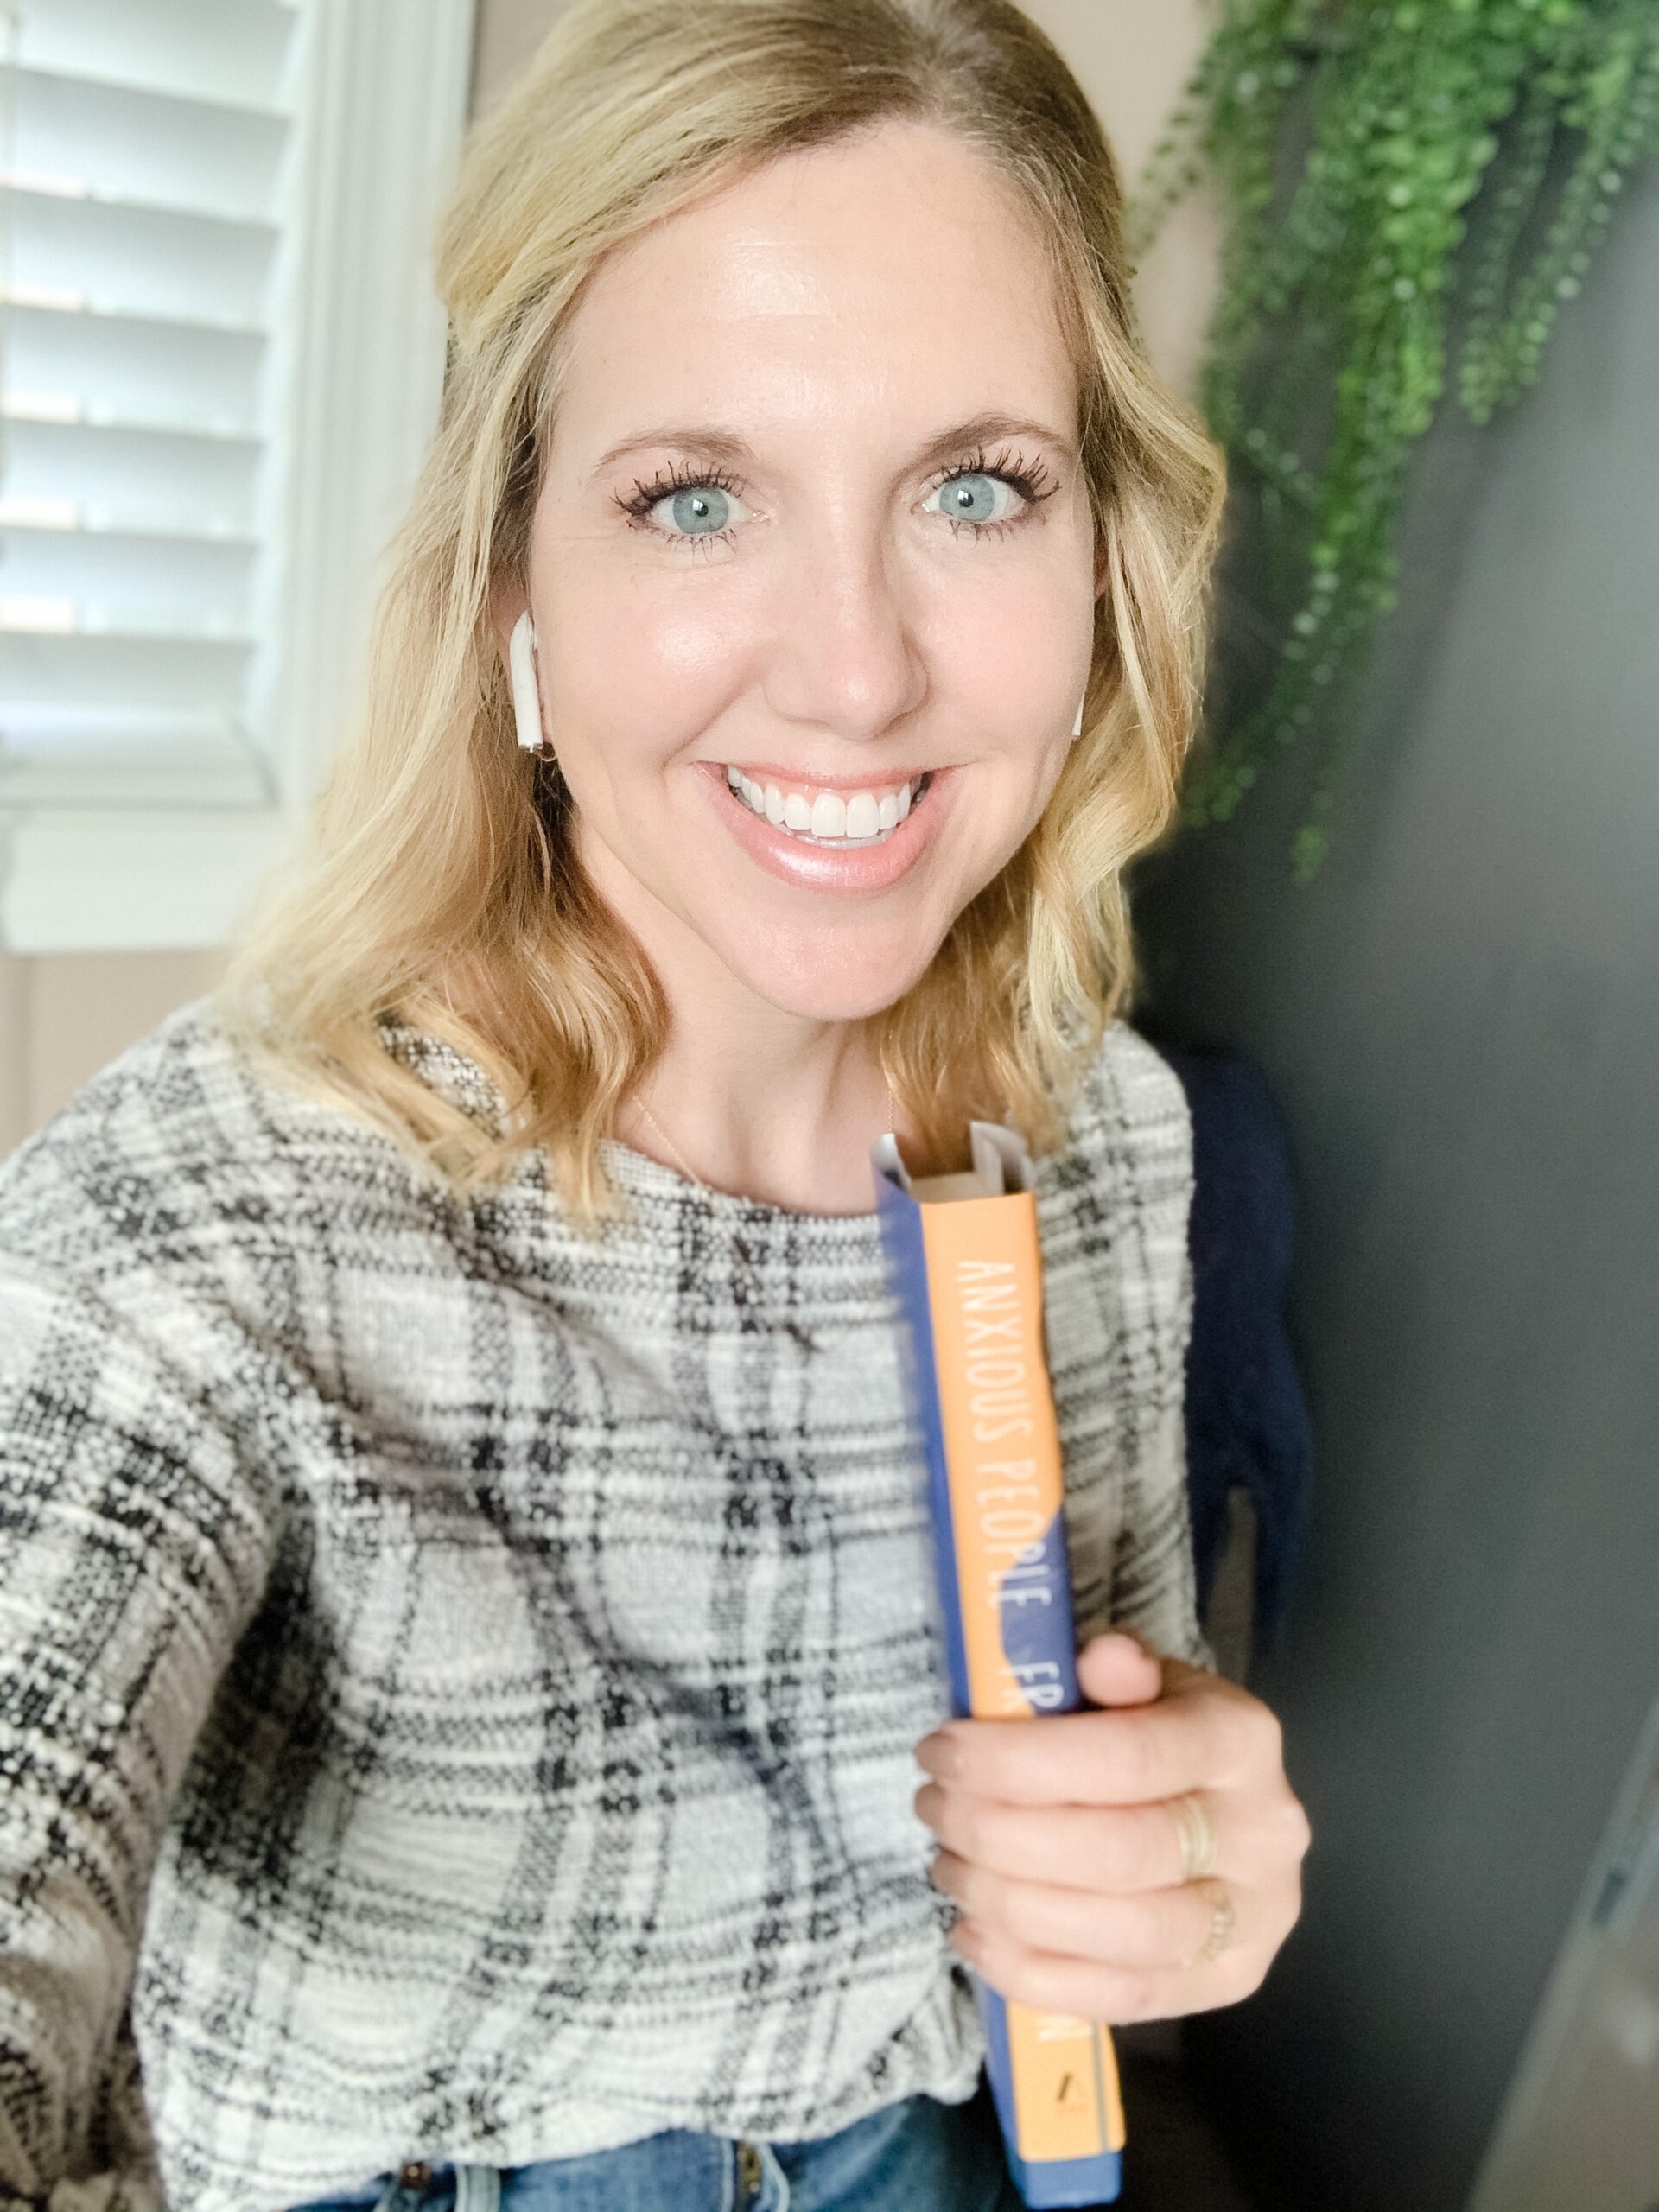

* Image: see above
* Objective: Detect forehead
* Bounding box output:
[551,118,1077,454]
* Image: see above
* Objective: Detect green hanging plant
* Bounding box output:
[1128,0,1659,882]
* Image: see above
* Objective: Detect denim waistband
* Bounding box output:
[287,2086,1019,2212]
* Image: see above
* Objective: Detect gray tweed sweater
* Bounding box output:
[0,997,1210,2212]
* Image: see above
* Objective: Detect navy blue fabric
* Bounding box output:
[1159,1048,1314,1655]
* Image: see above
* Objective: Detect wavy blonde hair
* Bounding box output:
[218,0,1225,1225]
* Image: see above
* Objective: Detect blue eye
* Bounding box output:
[927,472,1024,527]
[654,484,741,536]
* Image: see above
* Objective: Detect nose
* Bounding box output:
[761,513,927,746]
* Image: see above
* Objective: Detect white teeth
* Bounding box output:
[722,767,927,842]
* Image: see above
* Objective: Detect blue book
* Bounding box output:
[872,1122,1126,2208]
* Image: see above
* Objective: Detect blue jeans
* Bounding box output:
[287,2089,1023,2212]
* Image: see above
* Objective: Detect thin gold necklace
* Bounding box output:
[629,1076,896,1195]
[626,1077,895,1351]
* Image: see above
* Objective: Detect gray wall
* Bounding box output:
[1130,149,1659,2211]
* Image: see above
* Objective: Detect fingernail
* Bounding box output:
[915,1730,963,1781]
[1103,1629,1152,1659]
[950,1918,984,1962]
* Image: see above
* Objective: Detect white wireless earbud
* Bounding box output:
[508,609,554,759]
[1072,688,1088,741]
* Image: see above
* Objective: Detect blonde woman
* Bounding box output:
[0,3,1311,2209]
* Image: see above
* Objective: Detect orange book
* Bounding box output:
[872,1121,1126,2208]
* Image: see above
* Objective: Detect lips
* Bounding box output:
[699,758,953,894]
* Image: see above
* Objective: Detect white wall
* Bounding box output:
[0,950,225,1151]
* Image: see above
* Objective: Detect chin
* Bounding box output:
[723,924,944,1025]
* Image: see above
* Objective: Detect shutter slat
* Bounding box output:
[0,753,271,807]
[0,706,272,810]
[0,521,257,635]
[0,631,251,710]
[3,301,264,436]
[0,416,262,537]
[16,0,300,117]
[12,67,289,223]
[5,188,277,329]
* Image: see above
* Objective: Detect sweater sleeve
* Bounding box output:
[0,1251,279,2212]
[1066,1027,1217,1677]
[1108,1367,1217,1677]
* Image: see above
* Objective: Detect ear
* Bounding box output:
[488,574,530,664]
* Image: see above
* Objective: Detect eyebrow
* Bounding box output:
[588,410,1077,483]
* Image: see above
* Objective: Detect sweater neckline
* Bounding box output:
[594,1132,888,1234]
[372,1008,892,1235]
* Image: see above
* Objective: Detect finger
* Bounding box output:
[918,1684,1269,1808]
[914,1781,1206,1893]
[1075,1631,1165,1707]
[931,1848,1235,1969]
[950,1916,1267,2026]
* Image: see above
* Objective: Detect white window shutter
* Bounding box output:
[0,0,478,949]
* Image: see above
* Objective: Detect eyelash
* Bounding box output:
[613,445,1059,554]
[931,445,1060,538]
[617,461,747,556]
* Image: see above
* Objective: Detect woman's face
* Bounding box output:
[515,118,1100,1026]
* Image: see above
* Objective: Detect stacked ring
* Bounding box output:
[1179,1878,1237,1969]
[1167,1789,1218,1880]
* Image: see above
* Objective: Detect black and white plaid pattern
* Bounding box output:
[0,998,1210,2212]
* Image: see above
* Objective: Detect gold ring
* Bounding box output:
[1179,1877,1237,1968]
[1167,1789,1218,1880]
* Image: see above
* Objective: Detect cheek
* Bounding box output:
[923,562,1092,742]
[537,553,760,745]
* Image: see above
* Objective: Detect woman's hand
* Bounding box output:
[913,1630,1312,2024]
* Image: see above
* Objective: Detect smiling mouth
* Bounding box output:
[722,766,936,847]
